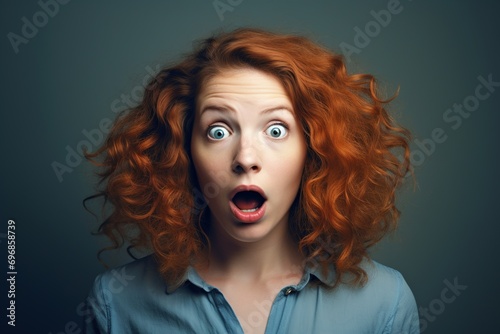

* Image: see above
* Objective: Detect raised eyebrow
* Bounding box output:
[200,104,235,115]
[261,105,294,115]
[200,104,293,115]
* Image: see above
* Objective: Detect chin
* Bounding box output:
[226,219,284,244]
[230,232,273,244]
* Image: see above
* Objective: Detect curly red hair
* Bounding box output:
[85,28,411,287]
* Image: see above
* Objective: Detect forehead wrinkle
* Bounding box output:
[200,103,294,116]
[200,69,288,96]
[197,68,294,117]
[200,85,287,97]
[200,103,235,115]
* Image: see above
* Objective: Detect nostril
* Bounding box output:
[232,144,261,173]
[232,162,260,174]
[232,164,244,174]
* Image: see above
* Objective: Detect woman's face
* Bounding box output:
[191,68,307,244]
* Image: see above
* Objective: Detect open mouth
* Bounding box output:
[231,191,266,213]
[229,186,267,223]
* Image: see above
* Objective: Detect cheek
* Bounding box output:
[191,144,209,186]
[192,152,213,185]
[279,144,307,176]
[191,147,229,199]
[192,160,217,202]
[267,155,305,198]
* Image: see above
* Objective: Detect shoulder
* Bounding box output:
[320,259,415,310]
[99,254,161,280]
[300,259,420,333]
[84,255,178,333]
[90,255,166,304]
[361,259,411,299]
[348,259,420,333]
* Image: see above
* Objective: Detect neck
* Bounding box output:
[201,217,304,282]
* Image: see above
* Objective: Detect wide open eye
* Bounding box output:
[207,126,230,140]
[265,123,287,139]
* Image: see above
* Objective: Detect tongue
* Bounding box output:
[233,191,263,210]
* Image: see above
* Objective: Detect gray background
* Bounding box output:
[1,0,499,333]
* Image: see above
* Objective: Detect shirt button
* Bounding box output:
[284,287,295,296]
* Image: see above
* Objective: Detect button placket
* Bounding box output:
[209,290,244,334]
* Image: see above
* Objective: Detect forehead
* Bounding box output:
[197,68,292,107]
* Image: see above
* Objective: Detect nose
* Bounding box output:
[231,137,262,174]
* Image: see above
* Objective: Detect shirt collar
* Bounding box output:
[304,262,337,287]
[165,262,336,294]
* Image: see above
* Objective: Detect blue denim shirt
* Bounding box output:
[83,255,419,333]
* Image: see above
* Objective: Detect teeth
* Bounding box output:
[241,208,259,213]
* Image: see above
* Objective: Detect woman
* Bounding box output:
[84,28,419,333]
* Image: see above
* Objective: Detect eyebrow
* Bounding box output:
[200,104,293,115]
